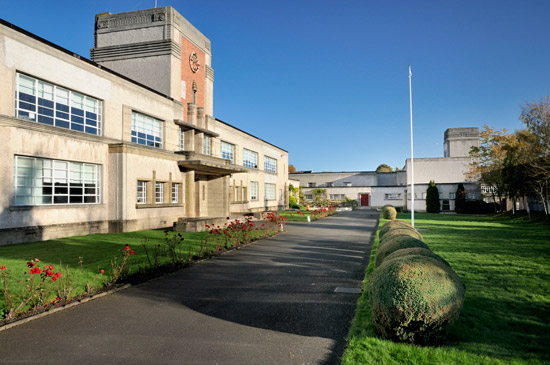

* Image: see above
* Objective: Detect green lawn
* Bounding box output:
[342,212,550,364]
[0,227,275,318]
[279,210,312,222]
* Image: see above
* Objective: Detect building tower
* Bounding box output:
[443,127,480,158]
[90,7,214,126]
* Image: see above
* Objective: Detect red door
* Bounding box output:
[360,194,369,206]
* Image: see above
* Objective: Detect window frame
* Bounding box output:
[15,73,102,136]
[264,156,277,173]
[137,181,147,204]
[131,111,163,148]
[203,135,211,155]
[13,155,101,206]
[172,183,180,203]
[265,183,276,201]
[155,182,164,204]
[221,141,235,164]
[243,148,258,169]
[250,181,258,201]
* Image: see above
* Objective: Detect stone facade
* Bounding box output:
[0,7,288,245]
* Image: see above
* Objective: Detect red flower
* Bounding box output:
[52,276,57,281]
[130,250,135,255]
[100,269,104,274]
[244,233,247,237]
[49,265,54,270]
[124,245,130,250]
[0,266,5,270]
[55,272,61,277]
[223,230,227,234]
[27,261,35,268]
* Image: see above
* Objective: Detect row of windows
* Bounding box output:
[13,156,101,206]
[137,181,181,204]
[16,73,102,136]
[15,73,281,174]
[308,181,351,187]
[220,142,278,173]
[385,192,477,200]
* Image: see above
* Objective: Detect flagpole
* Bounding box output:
[409,65,415,228]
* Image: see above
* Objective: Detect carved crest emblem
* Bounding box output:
[189,52,200,73]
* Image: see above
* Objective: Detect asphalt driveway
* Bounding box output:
[0,209,378,364]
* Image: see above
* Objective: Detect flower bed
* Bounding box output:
[0,217,281,326]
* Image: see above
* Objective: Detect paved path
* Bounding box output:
[0,209,378,364]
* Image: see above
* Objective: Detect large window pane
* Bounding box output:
[15,73,102,136]
[13,156,101,206]
[221,141,235,164]
[264,156,277,173]
[131,111,162,148]
[243,149,258,169]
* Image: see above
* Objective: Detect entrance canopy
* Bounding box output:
[178,151,246,178]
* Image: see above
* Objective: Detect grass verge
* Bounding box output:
[0,226,276,319]
[342,212,550,364]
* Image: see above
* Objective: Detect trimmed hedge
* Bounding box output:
[384,247,450,267]
[368,255,465,344]
[375,236,429,267]
[379,220,412,239]
[382,205,397,220]
[379,227,423,244]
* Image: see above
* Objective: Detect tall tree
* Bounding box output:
[519,97,550,216]
[468,125,513,212]
[426,180,440,213]
[376,164,393,173]
[455,183,466,213]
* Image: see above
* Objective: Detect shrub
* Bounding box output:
[462,200,500,214]
[375,236,428,267]
[455,183,466,213]
[384,247,450,267]
[426,180,440,213]
[368,255,465,344]
[382,205,397,220]
[379,220,413,240]
[379,228,423,246]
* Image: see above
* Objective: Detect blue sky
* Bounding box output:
[2,0,549,172]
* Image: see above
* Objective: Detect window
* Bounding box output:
[137,181,147,204]
[172,183,180,203]
[203,136,211,155]
[131,111,162,148]
[326,182,333,187]
[308,182,316,187]
[179,128,185,151]
[344,182,352,187]
[408,193,418,199]
[155,182,164,204]
[422,192,427,200]
[14,156,100,205]
[265,183,276,200]
[221,141,235,164]
[15,73,102,135]
[330,194,346,200]
[243,149,258,168]
[250,181,258,200]
[449,192,456,199]
[384,193,402,200]
[442,199,450,211]
[264,156,277,173]
[305,194,313,200]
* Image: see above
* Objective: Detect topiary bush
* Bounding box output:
[368,255,465,344]
[384,247,450,267]
[379,227,423,246]
[379,220,412,239]
[375,236,428,267]
[382,205,397,220]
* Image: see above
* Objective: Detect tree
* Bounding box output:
[376,164,393,173]
[455,183,466,213]
[468,125,513,212]
[426,180,440,213]
[311,188,327,206]
[519,97,550,216]
[288,164,296,173]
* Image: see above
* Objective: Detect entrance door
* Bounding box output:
[360,194,369,206]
